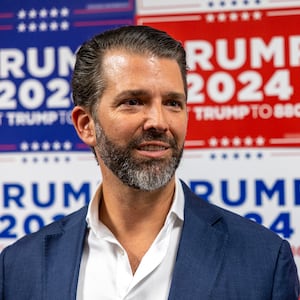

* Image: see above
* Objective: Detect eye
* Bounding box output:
[123,99,142,106]
[166,99,184,109]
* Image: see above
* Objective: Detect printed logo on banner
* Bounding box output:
[0,0,134,154]
[137,1,300,150]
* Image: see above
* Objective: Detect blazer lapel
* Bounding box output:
[43,207,88,300]
[168,182,229,300]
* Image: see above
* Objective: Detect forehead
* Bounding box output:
[101,50,185,93]
[102,49,178,72]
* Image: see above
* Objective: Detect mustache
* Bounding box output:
[130,129,178,149]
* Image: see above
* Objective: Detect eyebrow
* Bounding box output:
[114,89,186,102]
[164,91,187,102]
[115,90,149,100]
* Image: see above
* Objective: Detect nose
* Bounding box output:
[143,103,168,132]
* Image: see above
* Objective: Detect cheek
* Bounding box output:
[178,128,188,148]
[171,117,188,139]
[104,121,140,144]
[177,127,187,145]
[99,112,136,138]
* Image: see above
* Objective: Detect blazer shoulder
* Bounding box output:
[176,180,299,300]
[1,206,88,257]
[181,180,283,247]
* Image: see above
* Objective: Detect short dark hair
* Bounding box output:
[71,25,187,114]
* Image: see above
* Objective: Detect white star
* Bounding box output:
[50,8,59,18]
[256,136,265,146]
[17,9,26,19]
[39,21,48,31]
[218,13,226,22]
[60,7,70,17]
[229,13,238,21]
[39,8,48,18]
[28,9,37,19]
[31,142,40,151]
[209,137,218,147]
[42,141,51,151]
[49,21,59,31]
[221,137,230,146]
[241,12,250,21]
[17,22,26,32]
[253,11,262,20]
[232,137,241,146]
[60,21,69,30]
[63,141,72,150]
[206,14,215,23]
[53,141,61,151]
[28,22,37,32]
[244,136,253,146]
[20,142,29,151]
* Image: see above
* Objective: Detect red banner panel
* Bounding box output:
[137,7,300,149]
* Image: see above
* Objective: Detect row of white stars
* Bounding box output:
[209,136,265,147]
[22,156,71,163]
[206,11,262,22]
[208,0,262,7]
[20,141,72,151]
[210,152,263,160]
[17,8,70,19]
[17,21,69,32]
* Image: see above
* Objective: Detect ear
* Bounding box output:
[71,106,96,146]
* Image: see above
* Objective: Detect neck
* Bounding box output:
[98,167,176,273]
[100,175,176,235]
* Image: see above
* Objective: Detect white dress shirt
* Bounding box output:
[76,177,184,300]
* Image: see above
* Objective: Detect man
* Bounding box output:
[0,25,299,299]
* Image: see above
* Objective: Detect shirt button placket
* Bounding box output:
[116,246,131,299]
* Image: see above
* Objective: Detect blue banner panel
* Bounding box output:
[0,0,135,153]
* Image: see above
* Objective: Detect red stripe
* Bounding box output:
[0,144,17,150]
[0,13,13,18]
[0,25,13,30]
[73,19,133,27]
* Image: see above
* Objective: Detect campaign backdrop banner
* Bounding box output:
[137,0,300,274]
[0,0,135,251]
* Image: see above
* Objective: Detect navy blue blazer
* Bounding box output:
[0,181,299,299]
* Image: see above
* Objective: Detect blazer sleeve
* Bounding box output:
[0,247,6,300]
[271,240,299,299]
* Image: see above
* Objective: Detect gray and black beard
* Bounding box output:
[94,122,183,191]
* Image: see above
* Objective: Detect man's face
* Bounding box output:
[94,50,188,191]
